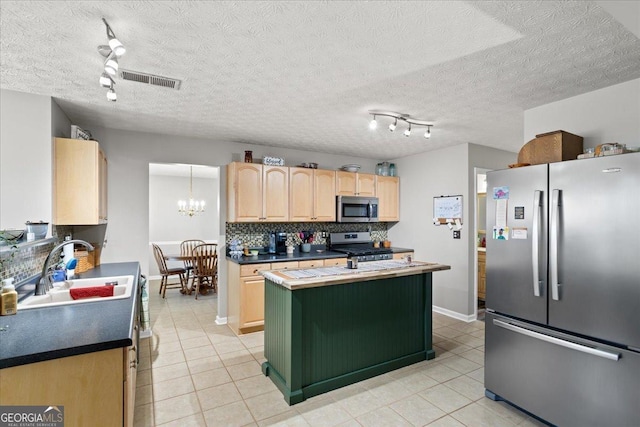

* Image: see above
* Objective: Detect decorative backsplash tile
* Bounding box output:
[225,222,388,248]
[0,225,72,283]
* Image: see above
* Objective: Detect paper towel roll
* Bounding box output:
[63,242,74,261]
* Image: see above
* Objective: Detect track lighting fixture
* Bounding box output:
[368,110,434,140]
[98,18,126,102]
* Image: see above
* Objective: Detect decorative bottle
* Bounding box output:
[244,151,253,163]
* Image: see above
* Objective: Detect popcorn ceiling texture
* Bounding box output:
[1,1,639,159]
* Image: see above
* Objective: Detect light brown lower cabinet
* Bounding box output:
[228,258,347,335]
[0,346,136,426]
[478,251,486,300]
[392,252,414,260]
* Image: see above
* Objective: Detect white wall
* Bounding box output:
[524,78,640,149]
[0,89,52,231]
[148,172,220,276]
[388,143,516,319]
[51,99,71,139]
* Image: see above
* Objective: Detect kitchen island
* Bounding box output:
[260,260,450,404]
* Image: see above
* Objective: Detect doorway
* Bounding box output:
[148,163,220,279]
[474,168,490,320]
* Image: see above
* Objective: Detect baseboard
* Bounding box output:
[147,274,162,281]
[432,305,476,323]
[215,315,227,325]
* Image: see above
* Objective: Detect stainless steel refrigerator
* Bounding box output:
[484,152,640,427]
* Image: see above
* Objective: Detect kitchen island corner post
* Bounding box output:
[423,272,435,361]
[261,278,305,405]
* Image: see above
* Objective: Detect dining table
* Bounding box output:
[163,253,216,295]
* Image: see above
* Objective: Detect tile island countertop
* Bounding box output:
[261,259,450,290]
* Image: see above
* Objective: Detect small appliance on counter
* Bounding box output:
[268,233,277,254]
[275,232,288,255]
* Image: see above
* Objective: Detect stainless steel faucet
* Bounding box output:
[35,240,95,296]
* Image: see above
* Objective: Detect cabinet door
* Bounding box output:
[53,138,102,225]
[313,169,336,221]
[289,167,314,221]
[357,173,377,197]
[478,252,486,300]
[99,149,108,222]
[324,258,347,267]
[234,163,263,222]
[123,343,137,427]
[377,176,399,221]
[336,171,357,195]
[263,166,289,221]
[240,276,265,328]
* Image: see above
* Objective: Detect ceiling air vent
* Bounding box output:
[118,69,182,90]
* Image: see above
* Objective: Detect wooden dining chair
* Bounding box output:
[191,243,218,299]
[152,243,187,298]
[180,239,205,289]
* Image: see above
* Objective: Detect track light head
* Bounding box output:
[369,116,377,130]
[424,126,432,139]
[99,72,112,88]
[103,18,126,56]
[107,86,117,101]
[104,56,118,75]
[404,124,412,137]
[388,118,397,132]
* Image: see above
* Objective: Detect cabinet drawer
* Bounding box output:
[324,258,347,267]
[298,260,323,269]
[393,252,413,260]
[240,263,271,277]
[272,261,299,270]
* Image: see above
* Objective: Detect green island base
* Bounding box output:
[262,272,436,405]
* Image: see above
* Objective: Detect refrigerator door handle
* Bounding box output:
[493,319,621,361]
[550,189,561,301]
[532,190,542,297]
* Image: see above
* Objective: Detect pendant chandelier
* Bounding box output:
[178,166,206,217]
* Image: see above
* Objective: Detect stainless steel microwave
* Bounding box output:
[336,196,379,223]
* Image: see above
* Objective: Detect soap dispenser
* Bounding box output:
[1,278,17,316]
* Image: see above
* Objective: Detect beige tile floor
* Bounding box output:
[135,280,547,427]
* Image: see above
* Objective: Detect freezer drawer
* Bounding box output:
[485,312,640,427]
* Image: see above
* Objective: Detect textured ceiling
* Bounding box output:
[1,1,639,160]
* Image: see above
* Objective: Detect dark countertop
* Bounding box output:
[390,247,413,254]
[227,246,415,265]
[0,262,140,369]
[227,250,348,265]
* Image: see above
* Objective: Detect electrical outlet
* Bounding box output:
[321,231,327,238]
[453,230,461,239]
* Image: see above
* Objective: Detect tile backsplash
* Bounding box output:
[225,222,388,248]
[0,225,72,283]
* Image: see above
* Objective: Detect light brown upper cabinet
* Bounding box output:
[289,168,336,222]
[227,162,289,222]
[53,137,107,225]
[336,171,376,196]
[376,176,400,221]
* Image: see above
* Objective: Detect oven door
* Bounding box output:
[337,196,379,222]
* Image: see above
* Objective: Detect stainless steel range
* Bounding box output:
[328,231,392,262]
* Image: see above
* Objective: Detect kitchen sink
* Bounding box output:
[18,275,135,310]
